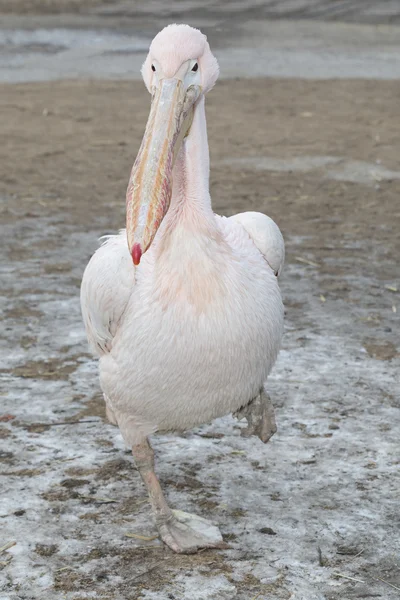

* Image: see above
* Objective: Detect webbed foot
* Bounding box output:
[235,389,277,443]
[157,510,224,554]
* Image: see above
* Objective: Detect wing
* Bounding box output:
[80,230,135,356]
[229,211,285,276]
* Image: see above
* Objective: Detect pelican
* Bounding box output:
[81,24,284,554]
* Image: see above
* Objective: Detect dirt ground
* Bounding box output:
[1,63,400,600]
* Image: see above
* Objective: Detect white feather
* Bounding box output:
[80,232,135,356]
[80,217,284,446]
[229,211,285,276]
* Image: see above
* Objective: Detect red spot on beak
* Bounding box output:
[132,243,142,266]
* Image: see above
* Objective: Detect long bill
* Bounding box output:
[126,79,201,265]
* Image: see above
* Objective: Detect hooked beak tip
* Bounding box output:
[131,243,142,266]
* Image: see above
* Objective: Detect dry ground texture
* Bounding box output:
[1,37,400,600]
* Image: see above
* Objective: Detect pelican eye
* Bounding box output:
[151,64,156,72]
[192,63,198,72]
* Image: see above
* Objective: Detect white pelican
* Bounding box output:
[81,24,284,554]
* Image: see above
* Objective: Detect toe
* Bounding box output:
[158,523,183,553]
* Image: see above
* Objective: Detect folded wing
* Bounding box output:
[229,211,285,276]
[80,231,135,356]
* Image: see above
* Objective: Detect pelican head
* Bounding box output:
[126,24,219,265]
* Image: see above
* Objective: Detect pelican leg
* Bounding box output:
[132,438,224,554]
[235,388,277,443]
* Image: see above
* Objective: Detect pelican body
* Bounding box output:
[81,24,284,553]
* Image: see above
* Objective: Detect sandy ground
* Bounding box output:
[1,3,400,599]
